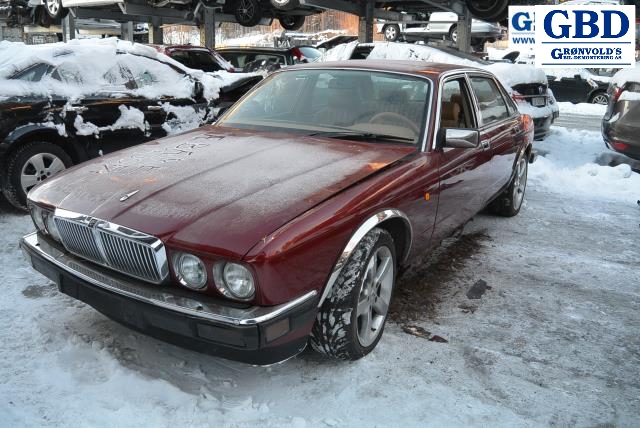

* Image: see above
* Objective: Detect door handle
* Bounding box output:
[67,105,88,113]
[147,105,163,111]
[481,140,490,150]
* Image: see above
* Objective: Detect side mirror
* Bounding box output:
[573,74,582,80]
[440,128,479,149]
[193,80,204,99]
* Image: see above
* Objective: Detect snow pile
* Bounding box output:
[74,105,149,137]
[610,63,640,87]
[0,38,223,101]
[319,40,359,61]
[161,103,208,136]
[544,68,611,83]
[557,102,606,116]
[530,126,640,203]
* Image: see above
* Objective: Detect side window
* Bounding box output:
[469,77,510,126]
[11,63,52,82]
[50,63,84,85]
[440,78,474,129]
[103,63,136,91]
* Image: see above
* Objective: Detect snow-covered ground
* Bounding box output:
[1,120,639,426]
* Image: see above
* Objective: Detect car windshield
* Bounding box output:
[219,69,430,145]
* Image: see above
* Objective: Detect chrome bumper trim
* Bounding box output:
[21,232,317,326]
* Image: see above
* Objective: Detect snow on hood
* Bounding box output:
[610,63,640,87]
[0,38,227,101]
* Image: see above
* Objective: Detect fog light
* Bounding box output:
[264,318,290,343]
[173,253,207,290]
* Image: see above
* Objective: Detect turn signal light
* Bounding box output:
[520,114,534,134]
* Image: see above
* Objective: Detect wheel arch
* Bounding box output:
[317,209,412,308]
[2,125,84,164]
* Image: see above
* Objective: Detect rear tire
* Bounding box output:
[488,151,528,217]
[43,0,68,20]
[233,0,262,27]
[3,141,72,211]
[383,24,400,42]
[466,0,508,21]
[590,92,608,105]
[278,15,305,31]
[310,228,396,360]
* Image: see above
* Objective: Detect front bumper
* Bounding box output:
[20,232,318,365]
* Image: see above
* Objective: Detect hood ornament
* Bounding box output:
[120,189,140,202]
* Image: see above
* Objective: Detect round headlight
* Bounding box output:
[214,262,255,300]
[173,253,207,290]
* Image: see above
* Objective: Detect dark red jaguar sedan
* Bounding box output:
[21,61,534,365]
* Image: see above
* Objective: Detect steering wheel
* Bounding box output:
[368,112,420,134]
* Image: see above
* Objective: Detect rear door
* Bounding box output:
[124,55,209,137]
[467,74,520,198]
[52,61,149,158]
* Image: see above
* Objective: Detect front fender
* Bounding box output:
[1,122,68,155]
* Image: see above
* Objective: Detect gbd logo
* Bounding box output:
[543,9,629,39]
[512,11,535,32]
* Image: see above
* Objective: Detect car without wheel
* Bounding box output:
[378,11,504,51]
[0,39,251,210]
[21,60,534,365]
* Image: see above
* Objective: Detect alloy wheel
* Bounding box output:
[591,94,608,105]
[356,246,394,347]
[46,0,60,16]
[20,152,66,195]
[512,156,528,210]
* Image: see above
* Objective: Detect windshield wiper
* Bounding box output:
[307,131,414,143]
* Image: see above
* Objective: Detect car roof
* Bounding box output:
[217,47,291,53]
[290,59,481,76]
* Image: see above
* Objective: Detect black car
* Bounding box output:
[602,67,640,161]
[0,41,243,210]
[217,46,321,73]
[544,68,611,104]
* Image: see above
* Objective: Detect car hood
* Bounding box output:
[31,126,415,258]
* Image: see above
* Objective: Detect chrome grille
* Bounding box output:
[98,231,162,283]
[53,212,168,284]
[54,219,103,263]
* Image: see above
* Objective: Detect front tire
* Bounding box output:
[278,15,305,31]
[310,228,396,360]
[488,151,528,217]
[233,0,262,27]
[383,24,400,42]
[3,141,72,211]
[448,24,458,43]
